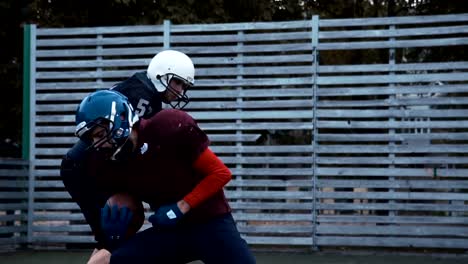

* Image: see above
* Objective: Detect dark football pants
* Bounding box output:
[110,213,256,264]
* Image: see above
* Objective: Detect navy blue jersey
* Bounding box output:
[111,71,162,119]
[61,71,163,250]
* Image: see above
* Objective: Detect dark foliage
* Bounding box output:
[0,0,461,152]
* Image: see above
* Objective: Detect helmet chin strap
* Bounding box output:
[167,88,189,109]
[158,74,191,109]
[110,136,134,161]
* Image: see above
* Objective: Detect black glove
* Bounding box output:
[101,204,133,249]
[148,203,183,228]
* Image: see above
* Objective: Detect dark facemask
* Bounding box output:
[110,139,136,162]
[91,147,115,161]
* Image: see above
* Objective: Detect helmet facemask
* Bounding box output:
[158,73,191,109]
[76,117,133,161]
[146,50,195,109]
[75,91,138,161]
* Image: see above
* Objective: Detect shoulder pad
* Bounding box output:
[66,140,90,161]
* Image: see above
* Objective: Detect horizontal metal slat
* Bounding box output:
[319,61,468,73]
[36,54,314,69]
[316,236,468,248]
[320,13,468,28]
[37,36,163,47]
[318,120,468,129]
[317,179,468,189]
[317,202,468,212]
[317,225,468,236]
[37,25,165,36]
[320,25,468,40]
[317,156,468,165]
[36,65,316,79]
[318,72,468,85]
[317,215,468,224]
[317,167,468,177]
[36,43,314,58]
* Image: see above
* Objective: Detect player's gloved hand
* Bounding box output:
[148,203,183,228]
[100,204,133,248]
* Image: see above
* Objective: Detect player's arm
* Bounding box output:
[178,111,232,211]
[148,110,231,226]
[173,111,232,211]
[60,141,108,249]
[181,147,231,212]
[148,148,230,227]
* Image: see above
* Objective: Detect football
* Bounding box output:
[106,192,145,238]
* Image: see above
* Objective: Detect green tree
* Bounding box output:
[0,0,24,145]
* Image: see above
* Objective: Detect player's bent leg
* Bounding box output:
[191,213,256,264]
[109,227,187,264]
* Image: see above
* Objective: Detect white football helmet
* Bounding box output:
[147,50,195,109]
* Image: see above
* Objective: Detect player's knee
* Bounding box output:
[109,250,134,264]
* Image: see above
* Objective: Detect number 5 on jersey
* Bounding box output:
[135,99,150,117]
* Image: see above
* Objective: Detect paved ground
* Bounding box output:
[1,250,468,264]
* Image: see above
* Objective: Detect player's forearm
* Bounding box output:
[61,159,106,247]
[183,148,231,208]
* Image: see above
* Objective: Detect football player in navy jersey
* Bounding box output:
[59,50,198,258]
[67,90,256,264]
[113,49,193,119]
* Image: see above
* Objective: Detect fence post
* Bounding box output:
[235,29,246,233]
[23,24,37,245]
[22,25,31,161]
[388,25,396,219]
[163,20,171,49]
[311,14,320,251]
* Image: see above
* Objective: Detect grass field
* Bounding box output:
[1,250,467,264]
